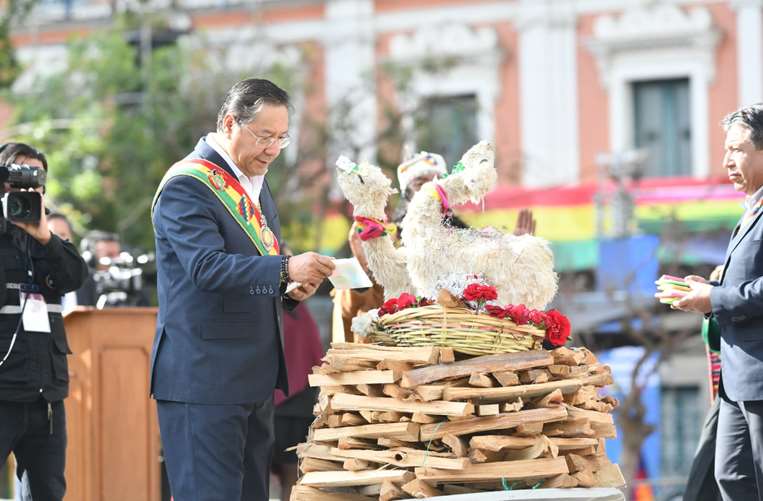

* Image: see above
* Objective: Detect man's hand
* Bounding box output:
[673,276,713,314]
[287,281,319,301]
[513,208,536,236]
[10,190,50,245]
[288,251,335,284]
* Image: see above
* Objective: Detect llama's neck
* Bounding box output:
[351,197,388,220]
[401,186,449,236]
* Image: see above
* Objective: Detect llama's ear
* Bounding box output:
[336,156,359,174]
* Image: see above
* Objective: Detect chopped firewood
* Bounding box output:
[342,411,371,427]
[400,351,553,388]
[542,473,579,488]
[320,386,358,397]
[343,458,372,471]
[297,444,346,462]
[326,415,343,428]
[564,404,614,424]
[595,438,608,456]
[327,359,379,372]
[356,384,384,397]
[411,412,439,424]
[290,485,375,500]
[564,453,613,473]
[376,360,416,382]
[378,411,406,423]
[414,457,568,484]
[468,435,541,452]
[492,371,519,386]
[300,457,344,473]
[402,478,441,498]
[543,418,595,438]
[439,348,455,364]
[447,415,471,421]
[299,469,415,488]
[565,385,599,406]
[601,395,619,408]
[377,437,413,449]
[309,370,397,387]
[535,389,564,408]
[519,369,549,384]
[336,437,377,450]
[594,463,626,487]
[357,484,381,496]
[382,384,413,400]
[468,373,495,387]
[551,347,586,366]
[514,421,545,436]
[580,399,615,413]
[468,448,503,463]
[572,469,597,487]
[477,404,500,416]
[547,364,589,379]
[442,378,583,403]
[441,484,485,495]
[420,407,567,440]
[331,393,474,417]
[329,447,469,470]
[501,398,524,412]
[413,385,444,402]
[579,348,599,365]
[313,364,341,375]
[358,410,377,424]
[590,421,617,438]
[379,480,404,501]
[442,433,468,457]
[313,422,420,442]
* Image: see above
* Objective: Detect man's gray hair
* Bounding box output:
[722,103,763,150]
[216,78,290,132]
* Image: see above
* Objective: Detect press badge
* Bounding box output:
[21,293,51,333]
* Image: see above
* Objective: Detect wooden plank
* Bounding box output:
[564,404,614,425]
[313,422,420,442]
[594,463,626,487]
[414,457,569,484]
[469,448,503,463]
[535,389,564,408]
[381,384,413,400]
[515,422,544,436]
[542,474,579,488]
[442,375,612,402]
[329,447,469,470]
[548,437,599,450]
[439,347,455,364]
[335,437,376,450]
[548,364,590,379]
[290,485,375,501]
[326,346,439,365]
[411,412,439,424]
[331,393,474,417]
[343,458,372,471]
[468,435,542,452]
[299,469,414,488]
[379,481,404,501]
[492,371,519,387]
[543,418,594,438]
[551,347,586,366]
[400,351,554,388]
[355,384,384,397]
[340,413,367,427]
[420,407,567,440]
[297,444,346,462]
[309,370,397,387]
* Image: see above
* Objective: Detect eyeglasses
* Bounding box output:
[239,123,291,149]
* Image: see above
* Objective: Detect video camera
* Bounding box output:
[0,163,46,225]
[87,251,155,309]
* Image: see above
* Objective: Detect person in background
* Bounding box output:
[47,214,78,313]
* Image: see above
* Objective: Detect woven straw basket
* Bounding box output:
[368,304,545,356]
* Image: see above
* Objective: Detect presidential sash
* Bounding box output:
[152,158,279,256]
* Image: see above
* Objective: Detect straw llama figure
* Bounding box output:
[336,141,558,309]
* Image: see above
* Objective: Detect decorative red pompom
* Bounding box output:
[462,283,498,303]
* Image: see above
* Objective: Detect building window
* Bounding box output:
[633,78,692,177]
[416,94,478,167]
[661,385,702,478]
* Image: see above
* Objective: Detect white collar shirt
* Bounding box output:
[205,133,264,205]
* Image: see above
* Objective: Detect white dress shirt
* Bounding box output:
[205,133,264,205]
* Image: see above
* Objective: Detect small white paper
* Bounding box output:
[328,257,373,290]
[285,281,301,294]
[21,293,51,333]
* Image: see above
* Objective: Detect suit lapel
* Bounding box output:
[721,209,763,284]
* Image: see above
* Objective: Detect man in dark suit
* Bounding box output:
[150,78,335,501]
[675,103,763,500]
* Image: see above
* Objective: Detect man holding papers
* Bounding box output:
[671,104,763,501]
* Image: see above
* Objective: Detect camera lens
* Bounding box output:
[7,195,29,218]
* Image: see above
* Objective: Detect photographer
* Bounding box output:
[0,142,88,500]
[78,230,151,308]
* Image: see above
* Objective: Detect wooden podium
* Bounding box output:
[63,307,161,501]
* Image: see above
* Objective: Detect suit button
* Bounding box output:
[249,287,255,295]
[256,286,261,295]
[268,286,274,295]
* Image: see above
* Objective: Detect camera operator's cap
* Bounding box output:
[397,151,447,194]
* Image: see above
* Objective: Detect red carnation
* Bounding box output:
[463,283,498,303]
[397,293,418,309]
[485,304,510,319]
[379,298,399,316]
[544,309,571,347]
[528,309,546,326]
[508,304,530,324]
